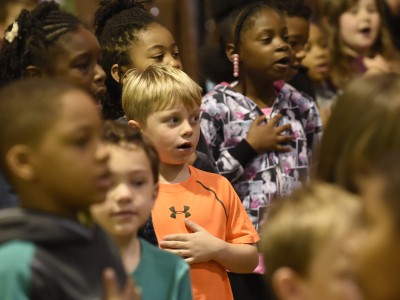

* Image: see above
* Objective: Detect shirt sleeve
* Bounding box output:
[176,260,193,300]
[221,177,260,244]
[200,92,254,183]
[0,241,33,300]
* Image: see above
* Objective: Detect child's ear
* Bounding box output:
[111,64,121,83]
[24,66,44,78]
[225,43,236,62]
[127,119,141,130]
[6,145,36,181]
[151,183,159,202]
[272,267,305,300]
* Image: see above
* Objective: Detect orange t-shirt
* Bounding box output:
[152,165,260,300]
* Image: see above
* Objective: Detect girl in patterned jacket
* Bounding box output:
[200,2,322,298]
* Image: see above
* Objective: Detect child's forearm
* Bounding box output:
[213,241,258,273]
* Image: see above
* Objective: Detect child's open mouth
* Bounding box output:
[359,27,372,35]
[177,142,192,150]
[275,56,290,66]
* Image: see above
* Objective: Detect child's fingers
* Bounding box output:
[103,268,142,300]
[103,268,119,299]
[184,218,205,232]
[277,135,293,144]
[275,145,292,152]
[160,240,187,249]
[268,114,283,126]
[252,115,267,126]
[275,123,291,133]
[163,248,191,258]
[162,234,189,242]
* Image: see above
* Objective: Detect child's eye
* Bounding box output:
[152,54,164,62]
[347,6,358,14]
[73,136,91,148]
[190,115,199,124]
[173,51,180,59]
[166,117,179,124]
[366,4,377,13]
[283,34,289,43]
[74,61,90,71]
[261,37,272,44]
[130,179,146,187]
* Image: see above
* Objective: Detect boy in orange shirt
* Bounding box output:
[122,65,259,300]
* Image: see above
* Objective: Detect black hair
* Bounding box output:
[277,0,312,20]
[200,0,281,84]
[94,0,158,120]
[0,78,83,177]
[0,1,82,88]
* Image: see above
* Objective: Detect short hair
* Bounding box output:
[0,78,84,176]
[122,65,202,126]
[261,182,360,279]
[0,1,82,88]
[315,73,400,193]
[277,0,312,19]
[94,0,159,120]
[102,120,159,184]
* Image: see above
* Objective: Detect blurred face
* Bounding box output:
[355,176,400,300]
[339,0,380,55]
[239,9,290,82]
[302,23,330,82]
[285,16,310,80]
[300,227,364,300]
[142,103,200,166]
[91,145,157,237]
[30,90,111,217]
[48,26,106,106]
[127,23,182,71]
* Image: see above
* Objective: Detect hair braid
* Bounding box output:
[0,1,82,88]
[94,0,157,120]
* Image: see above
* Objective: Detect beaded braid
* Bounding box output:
[0,1,81,88]
[94,0,157,120]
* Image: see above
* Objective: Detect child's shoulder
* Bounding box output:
[0,240,35,297]
[190,165,232,187]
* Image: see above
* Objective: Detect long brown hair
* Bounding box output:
[322,0,399,89]
[314,73,400,192]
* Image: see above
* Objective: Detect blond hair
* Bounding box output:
[261,182,360,278]
[122,65,202,126]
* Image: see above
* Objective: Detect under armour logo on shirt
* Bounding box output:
[169,206,191,219]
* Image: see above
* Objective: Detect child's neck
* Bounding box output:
[159,162,190,184]
[234,77,276,108]
[115,234,141,274]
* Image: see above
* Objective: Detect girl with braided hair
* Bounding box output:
[0,1,108,210]
[200,1,322,298]
[94,0,218,175]
[94,0,181,120]
[0,1,106,105]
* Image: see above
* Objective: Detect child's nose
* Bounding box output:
[181,119,193,136]
[96,141,110,162]
[114,183,133,203]
[94,63,106,84]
